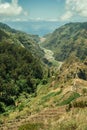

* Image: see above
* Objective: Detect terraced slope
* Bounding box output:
[0,107,66,130]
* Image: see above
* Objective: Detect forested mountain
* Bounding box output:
[42,22,87,61]
[0,23,47,111]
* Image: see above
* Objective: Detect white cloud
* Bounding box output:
[61,0,87,21]
[61,11,73,21]
[66,0,87,17]
[0,0,23,16]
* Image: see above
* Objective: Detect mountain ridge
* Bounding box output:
[42,22,87,61]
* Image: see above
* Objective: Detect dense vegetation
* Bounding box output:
[42,22,87,61]
[0,23,46,112]
[0,22,44,58]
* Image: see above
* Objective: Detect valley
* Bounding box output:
[0,22,87,130]
[42,47,63,69]
[40,37,63,69]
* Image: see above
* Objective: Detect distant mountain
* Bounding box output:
[6,21,64,36]
[42,22,87,61]
[0,22,16,33]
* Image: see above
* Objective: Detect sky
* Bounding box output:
[0,0,87,35]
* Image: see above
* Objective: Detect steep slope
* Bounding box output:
[57,56,87,84]
[42,22,87,61]
[0,23,47,113]
[0,22,44,58]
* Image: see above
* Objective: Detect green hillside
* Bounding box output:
[0,23,48,113]
[0,22,44,58]
[42,22,87,61]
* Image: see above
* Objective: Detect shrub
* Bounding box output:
[18,104,24,111]
[82,88,87,95]
[0,119,4,124]
[73,100,87,108]
[59,120,77,130]
[0,102,5,113]
[60,92,80,105]
[41,79,48,85]
[18,123,44,130]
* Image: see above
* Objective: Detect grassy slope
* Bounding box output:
[0,67,87,130]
